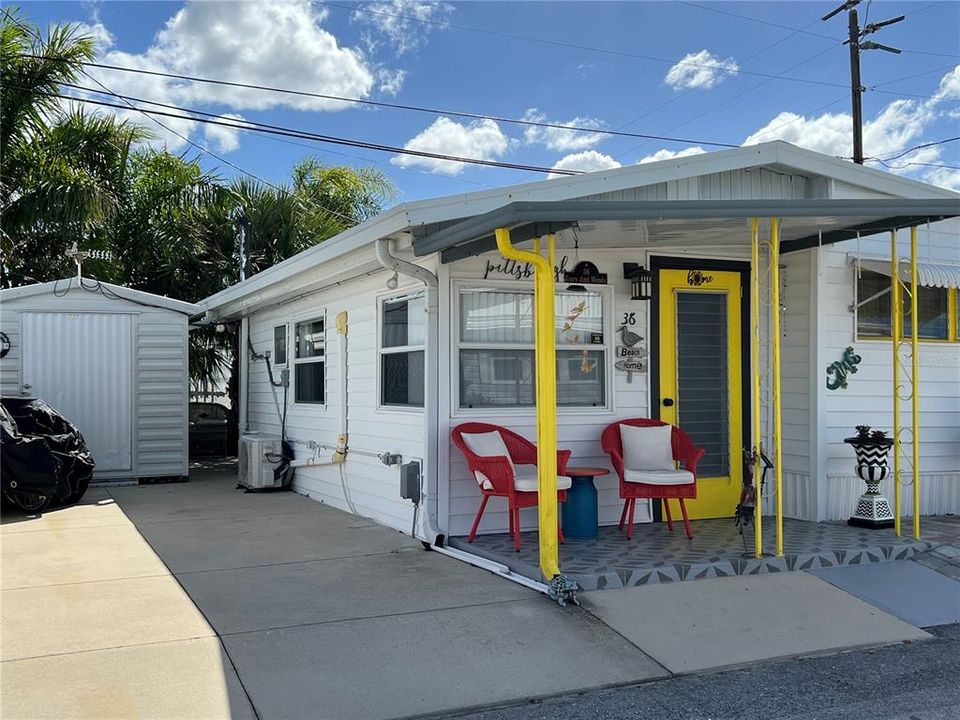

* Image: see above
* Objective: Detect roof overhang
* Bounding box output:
[0,277,201,315]
[414,199,960,261]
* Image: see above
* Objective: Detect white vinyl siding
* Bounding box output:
[820,231,960,520]
[246,273,428,533]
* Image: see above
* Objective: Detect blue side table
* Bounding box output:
[561,467,609,540]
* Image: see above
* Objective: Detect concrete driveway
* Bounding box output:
[1,486,253,719]
[2,468,666,719]
[2,466,936,720]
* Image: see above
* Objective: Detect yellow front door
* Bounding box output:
[658,268,744,520]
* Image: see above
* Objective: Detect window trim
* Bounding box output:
[273,323,288,366]
[854,269,959,343]
[377,290,426,412]
[291,311,327,407]
[451,278,614,416]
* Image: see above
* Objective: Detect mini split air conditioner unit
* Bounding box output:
[238,434,284,490]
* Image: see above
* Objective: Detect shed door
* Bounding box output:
[22,312,133,473]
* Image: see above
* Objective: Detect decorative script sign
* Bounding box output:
[483,255,571,282]
[615,359,647,373]
[686,270,714,286]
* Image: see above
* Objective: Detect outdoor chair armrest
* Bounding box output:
[465,455,515,494]
[677,445,705,475]
[557,449,572,475]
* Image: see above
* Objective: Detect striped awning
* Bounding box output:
[848,253,960,289]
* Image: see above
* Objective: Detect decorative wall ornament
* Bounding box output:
[615,325,647,379]
[563,260,608,288]
[826,346,862,390]
[686,270,714,286]
[0,332,9,359]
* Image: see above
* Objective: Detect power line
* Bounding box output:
[323,0,941,99]
[18,54,741,151]
[1,8,353,224]
[58,83,498,190]
[877,135,960,162]
[874,159,960,171]
[20,85,583,176]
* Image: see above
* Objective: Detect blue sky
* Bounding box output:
[25,1,960,200]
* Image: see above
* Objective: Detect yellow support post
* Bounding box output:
[910,226,921,540]
[495,227,562,582]
[770,217,784,557]
[750,217,762,558]
[891,231,902,536]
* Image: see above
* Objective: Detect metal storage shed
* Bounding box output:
[0,277,200,482]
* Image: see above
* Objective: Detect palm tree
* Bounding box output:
[0,10,146,286]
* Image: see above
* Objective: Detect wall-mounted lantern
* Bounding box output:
[623,263,652,301]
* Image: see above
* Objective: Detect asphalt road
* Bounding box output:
[428,624,960,720]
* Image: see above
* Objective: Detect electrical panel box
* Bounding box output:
[399,462,421,503]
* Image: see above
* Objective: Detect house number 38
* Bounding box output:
[621,312,637,326]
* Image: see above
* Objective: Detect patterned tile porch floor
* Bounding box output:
[448,517,943,591]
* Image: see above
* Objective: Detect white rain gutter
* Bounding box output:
[374,238,443,545]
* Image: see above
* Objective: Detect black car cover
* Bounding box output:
[1,398,95,505]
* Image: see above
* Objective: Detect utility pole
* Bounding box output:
[823,1,904,164]
[847,7,864,164]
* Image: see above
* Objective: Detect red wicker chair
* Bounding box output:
[601,418,705,540]
[451,422,571,551]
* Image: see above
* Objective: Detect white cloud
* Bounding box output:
[742,64,960,191]
[548,151,621,179]
[73,21,115,51]
[203,113,245,153]
[522,108,606,152]
[665,50,739,90]
[377,68,407,96]
[922,165,960,191]
[353,0,452,56]
[638,146,707,164]
[391,117,510,175]
[70,1,395,152]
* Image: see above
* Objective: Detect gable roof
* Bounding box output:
[0,277,201,315]
[200,141,958,316]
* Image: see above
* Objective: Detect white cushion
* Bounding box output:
[620,423,675,471]
[513,467,572,493]
[462,431,514,490]
[624,469,694,486]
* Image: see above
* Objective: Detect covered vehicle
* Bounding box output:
[0,398,95,512]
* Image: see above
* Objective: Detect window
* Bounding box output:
[458,287,607,409]
[294,317,325,403]
[380,294,425,407]
[273,325,287,365]
[856,269,956,341]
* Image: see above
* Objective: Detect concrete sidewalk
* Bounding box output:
[1,488,255,719]
[85,470,666,719]
[2,469,944,720]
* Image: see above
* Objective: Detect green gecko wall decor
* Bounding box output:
[826,346,862,390]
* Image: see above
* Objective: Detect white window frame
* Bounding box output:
[273,323,288,366]
[377,291,426,412]
[292,311,327,407]
[451,278,614,416]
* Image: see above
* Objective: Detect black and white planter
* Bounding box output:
[844,436,895,529]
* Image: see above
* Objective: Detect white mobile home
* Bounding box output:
[0,277,199,482]
[198,142,959,554]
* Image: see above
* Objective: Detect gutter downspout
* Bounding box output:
[239,315,250,435]
[374,238,443,545]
